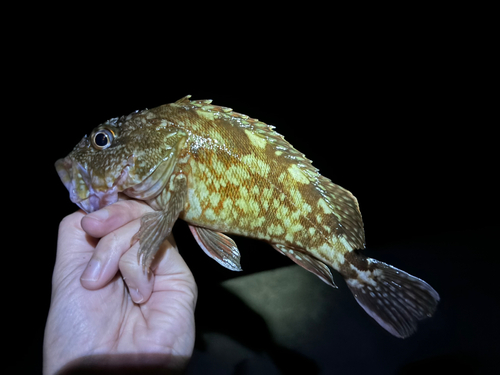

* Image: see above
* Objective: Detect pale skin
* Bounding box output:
[43,199,197,374]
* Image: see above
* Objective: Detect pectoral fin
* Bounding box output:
[133,173,187,270]
[273,244,337,288]
[189,225,242,271]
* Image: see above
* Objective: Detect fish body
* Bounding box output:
[56,96,439,338]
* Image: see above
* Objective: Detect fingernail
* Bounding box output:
[88,208,109,222]
[129,288,144,303]
[81,259,102,282]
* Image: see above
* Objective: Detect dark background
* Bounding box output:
[6,10,498,375]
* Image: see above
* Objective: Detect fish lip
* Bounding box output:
[55,156,130,213]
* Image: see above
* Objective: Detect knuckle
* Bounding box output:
[59,211,84,232]
[119,249,139,270]
[111,199,153,221]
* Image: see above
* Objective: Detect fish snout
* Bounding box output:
[55,156,120,213]
[55,157,93,212]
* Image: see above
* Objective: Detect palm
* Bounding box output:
[44,201,196,374]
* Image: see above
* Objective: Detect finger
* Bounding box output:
[149,234,197,306]
[118,233,187,304]
[57,210,91,255]
[139,234,197,348]
[52,210,99,293]
[56,210,95,271]
[118,240,160,304]
[80,217,142,290]
[81,199,153,239]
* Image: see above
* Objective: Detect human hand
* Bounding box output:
[44,199,197,374]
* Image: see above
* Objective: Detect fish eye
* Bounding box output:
[91,129,114,150]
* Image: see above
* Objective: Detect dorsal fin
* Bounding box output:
[175,95,192,105]
[187,97,319,171]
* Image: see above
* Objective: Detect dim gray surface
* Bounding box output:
[185,229,498,374]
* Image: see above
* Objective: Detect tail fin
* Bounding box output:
[344,256,439,338]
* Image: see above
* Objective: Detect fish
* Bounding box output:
[55,95,439,338]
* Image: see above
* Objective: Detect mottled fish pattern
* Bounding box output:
[56,96,439,338]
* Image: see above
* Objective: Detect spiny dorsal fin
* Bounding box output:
[175,95,192,105]
[187,97,317,170]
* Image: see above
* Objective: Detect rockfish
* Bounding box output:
[55,96,439,338]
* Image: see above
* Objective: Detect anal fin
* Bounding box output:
[189,225,242,271]
[273,244,337,288]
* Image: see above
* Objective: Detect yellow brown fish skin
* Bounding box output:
[55,96,439,338]
[153,97,365,270]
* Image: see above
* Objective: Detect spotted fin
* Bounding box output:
[344,255,440,338]
[189,225,242,271]
[273,244,337,288]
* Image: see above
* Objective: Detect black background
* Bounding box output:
[6,12,498,375]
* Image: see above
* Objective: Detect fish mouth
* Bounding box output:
[55,157,130,213]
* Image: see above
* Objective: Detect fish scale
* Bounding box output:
[55,95,439,338]
[176,108,349,260]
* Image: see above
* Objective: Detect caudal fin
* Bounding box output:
[344,256,439,338]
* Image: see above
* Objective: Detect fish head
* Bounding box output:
[55,110,183,213]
